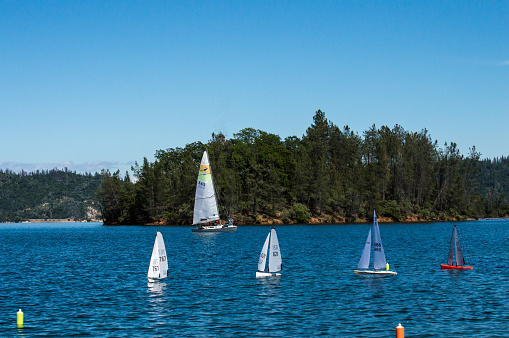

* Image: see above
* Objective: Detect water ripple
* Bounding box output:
[0,221,508,336]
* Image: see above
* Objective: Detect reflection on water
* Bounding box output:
[147,280,167,298]
[355,273,391,294]
[194,232,221,239]
[257,275,282,289]
[15,327,26,338]
[146,281,169,329]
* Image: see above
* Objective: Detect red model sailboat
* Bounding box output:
[441,225,473,270]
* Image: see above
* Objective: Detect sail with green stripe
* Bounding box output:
[193,151,220,225]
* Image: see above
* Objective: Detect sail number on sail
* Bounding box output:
[272,244,279,256]
[374,242,382,252]
[259,252,266,265]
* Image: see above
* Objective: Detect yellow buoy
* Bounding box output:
[386,262,389,271]
[17,309,23,327]
[396,323,404,338]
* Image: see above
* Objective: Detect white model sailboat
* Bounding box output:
[354,210,397,275]
[256,227,282,277]
[192,151,237,233]
[147,231,168,283]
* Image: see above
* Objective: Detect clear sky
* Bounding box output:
[1,1,507,175]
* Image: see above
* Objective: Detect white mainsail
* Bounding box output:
[147,231,168,280]
[257,232,271,272]
[268,228,282,273]
[357,229,372,269]
[372,210,387,270]
[193,151,220,225]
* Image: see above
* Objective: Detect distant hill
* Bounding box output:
[0,168,102,222]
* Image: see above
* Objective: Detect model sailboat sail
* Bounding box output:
[357,229,371,269]
[192,151,237,232]
[441,225,473,270]
[256,228,282,277]
[354,211,397,275]
[147,231,168,282]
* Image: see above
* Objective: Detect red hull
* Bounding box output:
[441,264,473,270]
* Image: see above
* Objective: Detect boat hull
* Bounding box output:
[192,225,237,233]
[354,270,397,275]
[256,271,281,278]
[440,264,473,270]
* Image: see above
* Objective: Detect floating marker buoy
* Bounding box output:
[396,323,404,338]
[17,309,23,328]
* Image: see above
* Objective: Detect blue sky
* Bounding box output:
[1,1,507,175]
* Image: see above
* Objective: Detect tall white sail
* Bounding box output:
[372,211,387,270]
[268,228,282,273]
[193,151,220,225]
[257,232,271,272]
[357,229,372,269]
[147,231,168,280]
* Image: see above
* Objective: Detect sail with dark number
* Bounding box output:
[193,151,220,225]
[257,232,270,272]
[354,210,397,275]
[147,231,168,282]
[256,228,283,277]
[268,228,282,273]
[191,151,237,232]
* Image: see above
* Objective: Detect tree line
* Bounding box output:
[0,168,102,222]
[97,110,509,225]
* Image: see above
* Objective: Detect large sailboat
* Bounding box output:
[354,210,397,275]
[441,225,473,270]
[191,151,237,233]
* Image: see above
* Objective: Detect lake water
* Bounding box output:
[0,220,508,337]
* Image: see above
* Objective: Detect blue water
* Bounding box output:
[1,220,508,337]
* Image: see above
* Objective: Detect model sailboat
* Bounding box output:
[441,225,473,270]
[256,228,282,277]
[191,151,237,233]
[354,210,397,275]
[147,231,168,283]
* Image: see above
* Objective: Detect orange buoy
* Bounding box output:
[396,323,404,338]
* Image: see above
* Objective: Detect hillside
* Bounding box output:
[0,168,102,222]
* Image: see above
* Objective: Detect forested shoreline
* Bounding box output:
[97,110,509,225]
[0,168,102,222]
